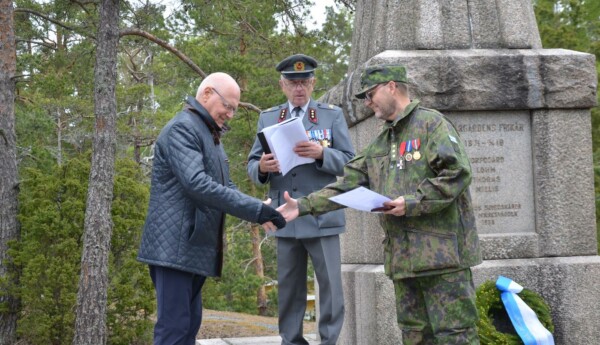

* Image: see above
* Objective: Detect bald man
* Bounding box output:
[138,72,286,345]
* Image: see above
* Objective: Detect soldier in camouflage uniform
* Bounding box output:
[276,64,482,345]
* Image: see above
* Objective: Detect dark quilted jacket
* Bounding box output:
[137,96,264,277]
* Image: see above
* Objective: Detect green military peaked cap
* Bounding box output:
[355,64,408,99]
[276,54,318,80]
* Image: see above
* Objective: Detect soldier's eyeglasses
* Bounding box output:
[365,83,384,102]
[212,88,237,114]
[283,79,314,89]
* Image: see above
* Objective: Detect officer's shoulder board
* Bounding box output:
[260,104,285,115]
[316,102,341,112]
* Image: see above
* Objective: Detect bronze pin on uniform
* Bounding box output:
[412,138,422,161]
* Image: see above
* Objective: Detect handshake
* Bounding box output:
[257,192,300,232]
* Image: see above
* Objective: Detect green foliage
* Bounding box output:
[200,218,279,315]
[14,103,58,170]
[476,280,554,345]
[7,156,153,345]
[202,258,266,314]
[107,159,154,345]
[534,0,600,252]
[11,159,86,345]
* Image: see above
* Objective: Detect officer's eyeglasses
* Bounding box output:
[212,88,237,115]
[283,79,314,89]
[364,83,385,102]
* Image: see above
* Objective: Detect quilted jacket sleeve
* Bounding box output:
[166,120,263,223]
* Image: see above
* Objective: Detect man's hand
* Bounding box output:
[260,198,277,233]
[294,141,323,160]
[259,153,280,174]
[258,198,286,232]
[382,196,406,216]
[261,221,277,233]
[276,191,300,222]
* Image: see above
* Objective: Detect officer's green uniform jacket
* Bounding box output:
[298,100,482,280]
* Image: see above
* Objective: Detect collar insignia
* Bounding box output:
[278,108,287,123]
[308,108,317,124]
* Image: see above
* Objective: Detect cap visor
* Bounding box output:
[355,84,378,99]
[282,71,314,80]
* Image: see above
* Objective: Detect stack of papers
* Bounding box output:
[328,187,392,213]
[257,117,314,176]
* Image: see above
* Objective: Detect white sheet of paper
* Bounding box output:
[261,117,314,176]
[328,187,392,212]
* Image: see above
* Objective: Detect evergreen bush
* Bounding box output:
[4,156,154,345]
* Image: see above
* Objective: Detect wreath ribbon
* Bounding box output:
[496,276,555,345]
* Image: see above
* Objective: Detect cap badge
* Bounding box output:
[294,61,305,71]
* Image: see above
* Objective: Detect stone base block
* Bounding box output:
[339,264,401,345]
[338,256,600,345]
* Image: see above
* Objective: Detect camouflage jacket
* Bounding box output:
[298,100,482,279]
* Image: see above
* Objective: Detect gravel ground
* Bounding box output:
[198,309,316,340]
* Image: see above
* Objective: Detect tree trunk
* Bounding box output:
[237,29,269,314]
[0,1,20,344]
[72,0,119,343]
[56,110,63,166]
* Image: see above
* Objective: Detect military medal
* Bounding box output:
[321,129,331,147]
[404,139,413,161]
[397,141,406,169]
[412,138,421,161]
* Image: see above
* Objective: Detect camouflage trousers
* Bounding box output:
[393,268,480,345]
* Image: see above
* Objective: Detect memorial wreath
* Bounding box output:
[475,280,554,345]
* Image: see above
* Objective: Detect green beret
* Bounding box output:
[276,54,318,80]
[355,64,408,99]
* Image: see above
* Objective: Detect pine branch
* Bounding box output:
[120,28,207,78]
[14,8,95,39]
[120,28,262,113]
[16,38,56,50]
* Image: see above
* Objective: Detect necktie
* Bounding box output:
[293,107,302,118]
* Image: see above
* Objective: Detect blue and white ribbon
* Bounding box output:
[495,276,554,345]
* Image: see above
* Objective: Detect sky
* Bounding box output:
[159,0,339,31]
[310,0,338,29]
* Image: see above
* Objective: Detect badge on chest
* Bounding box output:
[393,138,422,170]
[307,129,332,148]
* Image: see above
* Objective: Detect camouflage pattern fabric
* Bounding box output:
[394,269,480,345]
[355,64,409,99]
[297,99,482,280]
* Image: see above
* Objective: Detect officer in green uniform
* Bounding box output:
[276,64,482,345]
